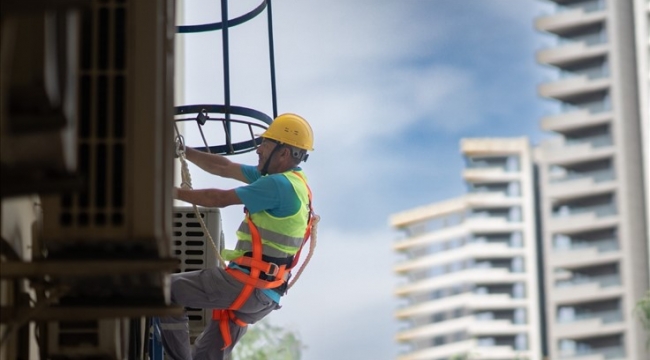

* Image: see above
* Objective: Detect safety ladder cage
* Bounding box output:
[174,0,280,155]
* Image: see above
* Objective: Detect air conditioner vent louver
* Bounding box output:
[60,0,128,230]
[171,206,223,339]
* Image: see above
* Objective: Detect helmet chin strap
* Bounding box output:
[260,143,284,176]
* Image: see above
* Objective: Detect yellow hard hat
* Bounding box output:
[261,113,314,151]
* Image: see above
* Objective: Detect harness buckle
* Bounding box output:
[266,262,279,277]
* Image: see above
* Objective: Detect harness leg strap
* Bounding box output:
[212,309,248,350]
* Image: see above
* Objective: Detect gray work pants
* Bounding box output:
[159,267,280,360]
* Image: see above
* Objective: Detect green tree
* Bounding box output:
[231,319,305,360]
[636,290,650,349]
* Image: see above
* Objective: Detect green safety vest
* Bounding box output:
[221,170,310,261]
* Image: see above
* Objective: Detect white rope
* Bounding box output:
[288,214,320,290]
[175,133,226,269]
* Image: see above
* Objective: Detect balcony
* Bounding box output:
[469,319,529,336]
[536,4,606,35]
[559,345,625,360]
[541,108,612,133]
[552,195,616,218]
[555,237,618,253]
[394,242,522,273]
[553,274,622,303]
[465,193,521,208]
[397,339,475,360]
[396,293,470,319]
[396,316,472,341]
[558,308,622,325]
[471,347,534,360]
[545,172,616,201]
[395,268,526,296]
[396,293,527,320]
[547,209,618,234]
[462,167,520,183]
[537,41,608,67]
[393,226,468,252]
[555,310,625,338]
[538,76,610,102]
[550,246,621,268]
[549,167,615,184]
[548,197,617,233]
[540,136,615,166]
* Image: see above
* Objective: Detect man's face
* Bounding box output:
[256,138,278,172]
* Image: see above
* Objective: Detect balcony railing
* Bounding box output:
[550,168,615,184]
[564,134,612,148]
[558,65,608,80]
[558,31,607,47]
[560,345,625,359]
[553,203,617,218]
[557,309,623,324]
[556,273,621,288]
[561,99,611,114]
[555,238,619,253]
[556,0,605,13]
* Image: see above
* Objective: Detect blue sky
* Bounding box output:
[176,1,556,359]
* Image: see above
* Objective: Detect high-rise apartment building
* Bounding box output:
[535,1,649,359]
[633,0,650,275]
[391,139,543,360]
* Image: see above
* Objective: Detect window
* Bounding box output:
[511,257,524,273]
[554,234,571,250]
[509,207,522,222]
[514,308,526,324]
[506,156,519,172]
[510,232,523,248]
[513,283,525,298]
[515,334,528,351]
[507,181,521,196]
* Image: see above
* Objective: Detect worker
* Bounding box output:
[159,113,315,360]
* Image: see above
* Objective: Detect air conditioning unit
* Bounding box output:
[37,0,175,304]
[171,206,223,341]
[40,0,175,253]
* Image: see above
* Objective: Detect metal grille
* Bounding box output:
[60,0,128,229]
[172,206,223,339]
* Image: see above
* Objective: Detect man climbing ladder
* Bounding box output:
[159,113,317,360]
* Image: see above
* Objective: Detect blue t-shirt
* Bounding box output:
[232,165,303,303]
[234,165,302,216]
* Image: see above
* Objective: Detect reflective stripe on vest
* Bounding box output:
[222,170,310,261]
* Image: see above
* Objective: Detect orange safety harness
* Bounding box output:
[212,171,314,349]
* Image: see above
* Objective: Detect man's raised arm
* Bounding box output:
[184,147,248,183]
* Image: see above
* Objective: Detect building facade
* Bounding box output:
[535,0,649,359]
[391,139,543,360]
[632,0,650,278]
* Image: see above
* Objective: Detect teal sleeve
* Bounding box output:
[240,165,261,184]
[235,174,300,217]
